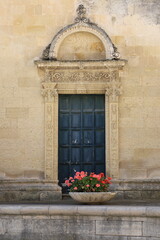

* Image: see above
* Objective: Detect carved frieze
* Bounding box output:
[44,70,117,83]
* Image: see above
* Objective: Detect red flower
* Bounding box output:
[65,180,72,187]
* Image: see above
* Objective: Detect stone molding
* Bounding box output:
[35,60,126,183]
[42,5,120,60]
[0,204,160,217]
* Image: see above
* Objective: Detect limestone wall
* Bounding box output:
[0,0,160,180]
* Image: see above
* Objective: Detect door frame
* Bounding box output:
[35,60,126,187]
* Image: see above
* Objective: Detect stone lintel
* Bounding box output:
[34,59,127,70]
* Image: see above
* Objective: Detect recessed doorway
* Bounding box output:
[58,94,105,187]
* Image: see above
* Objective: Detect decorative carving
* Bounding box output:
[40,4,121,60]
[109,103,119,178]
[41,83,58,101]
[45,103,54,180]
[44,71,117,83]
[42,44,51,60]
[112,46,121,60]
[105,78,122,102]
[75,4,89,23]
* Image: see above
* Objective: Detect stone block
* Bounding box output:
[124,191,142,200]
[141,191,160,200]
[106,206,146,217]
[0,129,19,139]
[21,206,49,215]
[67,219,96,235]
[96,220,142,236]
[0,234,22,240]
[18,77,39,87]
[3,219,23,234]
[24,170,44,179]
[49,205,77,216]
[40,191,62,201]
[6,108,29,119]
[143,219,160,237]
[28,219,67,234]
[0,206,21,215]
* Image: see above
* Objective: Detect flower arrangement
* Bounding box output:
[65,171,112,192]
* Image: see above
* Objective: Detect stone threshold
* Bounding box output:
[0,203,160,217]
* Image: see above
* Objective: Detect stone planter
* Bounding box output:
[69,192,116,203]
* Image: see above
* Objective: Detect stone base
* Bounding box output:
[0,203,160,240]
[1,179,160,202]
[0,180,62,202]
[111,179,160,200]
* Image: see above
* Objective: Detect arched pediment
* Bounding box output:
[42,5,120,61]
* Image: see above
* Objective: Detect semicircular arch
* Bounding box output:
[49,23,117,60]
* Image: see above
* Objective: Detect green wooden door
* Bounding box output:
[58,95,105,187]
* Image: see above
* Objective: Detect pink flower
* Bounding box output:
[74,175,82,180]
[92,174,101,181]
[96,184,100,187]
[65,180,72,187]
[74,187,78,190]
[86,184,90,187]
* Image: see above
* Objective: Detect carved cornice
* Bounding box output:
[35,60,127,70]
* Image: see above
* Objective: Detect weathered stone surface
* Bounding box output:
[0,204,160,240]
[143,219,160,237]
[124,191,142,200]
[96,220,142,236]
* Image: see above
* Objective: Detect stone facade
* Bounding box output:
[0,204,160,240]
[0,0,160,201]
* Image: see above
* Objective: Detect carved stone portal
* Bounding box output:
[35,5,126,198]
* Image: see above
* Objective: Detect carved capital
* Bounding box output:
[41,83,58,102]
[105,79,122,102]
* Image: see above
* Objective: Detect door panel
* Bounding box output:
[58,95,105,188]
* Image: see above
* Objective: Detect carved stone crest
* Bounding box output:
[75,4,89,23]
